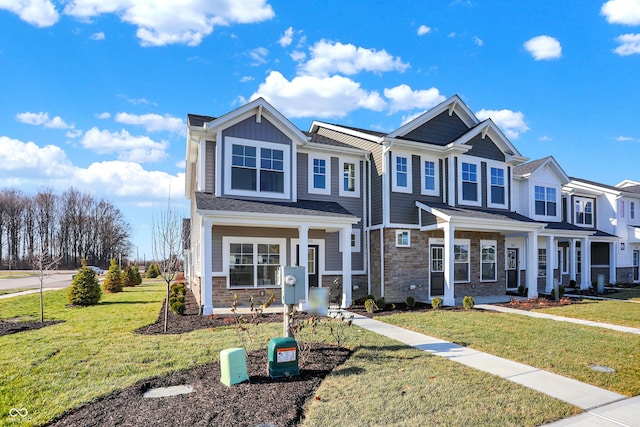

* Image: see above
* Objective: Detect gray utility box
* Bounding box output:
[278,266,306,305]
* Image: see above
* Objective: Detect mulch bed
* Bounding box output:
[497,297,581,311]
[0,319,63,336]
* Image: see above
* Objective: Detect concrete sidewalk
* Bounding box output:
[347,312,636,426]
[476,304,640,335]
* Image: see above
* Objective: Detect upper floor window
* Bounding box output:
[392,153,412,193]
[308,154,331,195]
[421,156,439,196]
[461,161,478,203]
[225,137,290,199]
[534,186,556,216]
[575,198,593,226]
[620,200,625,218]
[631,202,635,219]
[489,167,505,206]
[339,157,360,197]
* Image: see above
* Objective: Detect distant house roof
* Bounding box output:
[513,156,553,176]
[569,176,621,193]
[323,123,387,138]
[187,114,216,127]
[195,192,357,218]
[303,131,362,149]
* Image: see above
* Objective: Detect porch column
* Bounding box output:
[201,218,213,315]
[569,239,577,283]
[341,225,352,308]
[443,223,455,306]
[580,237,591,290]
[526,230,539,298]
[609,242,617,284]
[298,225,309,302]
[545,236,555,292]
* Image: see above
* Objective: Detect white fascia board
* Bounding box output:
[415,201,451,222]
[566,180,620,196]
[297,141,368,157]
[383,137,451,156]
[451,217,546,233]
[197,210,361,228]
[309,121,383,143]
[538,228,595,238]
[616,179,640,188]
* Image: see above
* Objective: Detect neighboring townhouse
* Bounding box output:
[615,180,640,283]
[184,98,366,314]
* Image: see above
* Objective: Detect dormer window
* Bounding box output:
[534,186,556,216]
[575,197,593,226]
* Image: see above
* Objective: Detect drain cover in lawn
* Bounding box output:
[143,385,194,398]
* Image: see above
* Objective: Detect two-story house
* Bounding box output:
[184,98,367,314]
[615,180,640,283]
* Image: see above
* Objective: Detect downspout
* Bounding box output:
[365,153,372,295]
[380,139,394,298]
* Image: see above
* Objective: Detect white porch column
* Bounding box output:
[341,225,353,308]
[545,236,555,292]
[201,218,213,315]
[569,239,577,283]
[298,225,309,302]
[443,223,456,306]
[526,230,539,298]
[610,242,617,284]
[580,237,591,290]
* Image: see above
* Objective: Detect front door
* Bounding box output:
[634,250,639,282]
[430,245,444,296]
[296,245,319,287]
[506,248,518,289]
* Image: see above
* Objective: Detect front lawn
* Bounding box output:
[537,299,640,328]
[381,309,640,396]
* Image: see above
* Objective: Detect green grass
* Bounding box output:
[607,287,640,301]
[0,288,34,296]
[381,310,640,396]
[537,299,640,328]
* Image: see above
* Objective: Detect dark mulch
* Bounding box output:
[46,288,352,427]
[497,297,581,311]
[0,319,63,336]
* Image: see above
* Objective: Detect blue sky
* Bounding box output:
[1,0,640,259]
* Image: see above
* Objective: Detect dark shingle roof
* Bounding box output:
[569,176,620,192]
[513,156,552,176]
[322,123,387,138]
[188,114,216,127]
[422,202,538,223]
[303,132,360,149]
[195,192,356,218]
[621,185,640,194]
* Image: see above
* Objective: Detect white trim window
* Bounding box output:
[488,166,507,208]
[396,230,410,247]
[538,248,547,277]
[575,197,594,227]
[225,237,286,288]
[454,240,470,282]
[392,152,412,193]
[308,154,331,195]
[421,156,439,196]
[631,202,635,220]
[459,158,481,206]
[339,229,361,253]
[534,185,557,217]
[225,136,290,199]
[339,157,360,197]
[481,240,497,282]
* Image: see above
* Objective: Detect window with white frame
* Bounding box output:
[489,167,506,206]
[620,200,625,218]
[631,202,635,219]
[225,137,290,199]
[534,186,557,216]
[538,248,547,277]
[392,153,412,193]
[339,229,361,253]
[308,154,331,195]
[396,230,410,247]
[481,240,497,281]
[460,160,480,205]
[339,158,360,197]
[454,242,470,282]
[575,197,593,226]
[421,156,439,196]
[576,244,582,274]
[226,237,285,288]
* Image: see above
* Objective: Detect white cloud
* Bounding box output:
[248,47,269,65]
[602,0,640,25]
[524,35,562,60]
[16,112,73,129]
[299,40,410,77]
[614,33,640,55]
[290,50,306,62]
[616,135,635,141]
[0,136,73,179]
[251,71,386,118]
[62,0,275,46]
[383,84,445,113]
[80,127,168,162]
[97,112,111,119]
[114,112,185,133]
[417,25,431,36]
[0,0,59,27]
[473,36,483,46]
[538,135,552,142]
[90,31,105,40]
[475,109,530,139]
[279,26,294,47]
[240,76,254,82]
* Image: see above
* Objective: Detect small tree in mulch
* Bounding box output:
[67,259,102,306]
[103,258,123,293]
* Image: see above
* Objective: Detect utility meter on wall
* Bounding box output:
[278,266,306,305]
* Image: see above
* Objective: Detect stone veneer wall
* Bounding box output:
[616,267,634,285]
[369,229,382,298]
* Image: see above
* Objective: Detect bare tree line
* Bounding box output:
[0,187,132,269]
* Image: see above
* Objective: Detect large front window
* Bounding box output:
[575,198,593,226]
[231,145,257,191]
[227,238,285,288]
[461,162,478,202]
[538,248,547,277]
[490,167,505,205]
[481,241,497,281]
[454,243,469,282]
[535,186,557,216]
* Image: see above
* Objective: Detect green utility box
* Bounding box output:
[220,348,249,386]
[267,337,299,378]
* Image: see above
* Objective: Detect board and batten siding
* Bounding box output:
[465,134,506,162]
[401,110,470,145]
[205,140,215,193]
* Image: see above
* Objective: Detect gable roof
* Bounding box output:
[568,176,621,195]
[449,119,525,160]
[187,114,216,127]
[513,156,569,184]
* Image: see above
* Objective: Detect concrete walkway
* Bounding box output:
[346,312,637,426]
[476,304,640,335]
